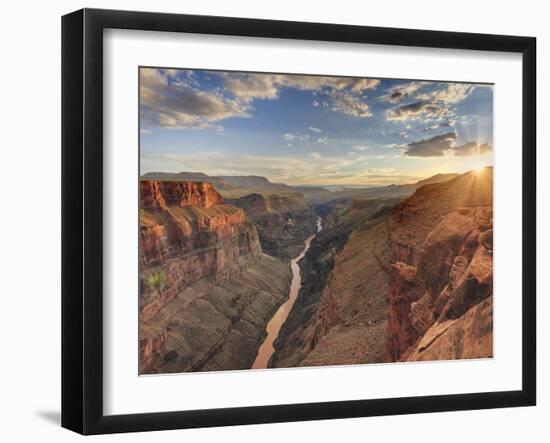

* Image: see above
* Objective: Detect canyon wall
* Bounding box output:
[140,180,262,322]
[227,192,317,259]
[271,199,394,368]
[386,168,493,361]
[139,180,292,373]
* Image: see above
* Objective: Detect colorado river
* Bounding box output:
[252,217,322,369]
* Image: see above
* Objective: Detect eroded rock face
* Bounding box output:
[139,181,262,323]
[141,254,292,374]
[386,168,493,362]
[139,180,294,374]
[141,180,224,211]
[228,192,317,259]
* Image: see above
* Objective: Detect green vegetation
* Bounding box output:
[146,271,164,291]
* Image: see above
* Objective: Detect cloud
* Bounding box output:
[404,131,493,157]
[418,83,475,104]
[317,136,328,144]
[381,81,427,103]
[353,145,369,151]
[279,75,380,93]
[309,126,322,133]
[282,133,310,142]
[219,73,279,101]
[219,73,379,101]
[384,143,407,149]
[330,90,372,117]
[404,132,457,157]
[453,142,493,157]
[140,68,249,129]
[386,101,448,122]
[219,72,378,118]
[140,69,380,129]
[423,120,455,131]
[140,128,152,135]
[385,82,478,123]
[152,149,372,185]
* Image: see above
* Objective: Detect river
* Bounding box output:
[251,217,323,369]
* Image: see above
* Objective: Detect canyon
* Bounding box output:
[139,168,493,373]
[227,192,317,259]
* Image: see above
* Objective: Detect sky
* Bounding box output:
[139,67,493,187]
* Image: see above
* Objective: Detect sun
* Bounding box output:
[474,166,485,175]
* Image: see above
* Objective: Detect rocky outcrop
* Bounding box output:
[227,192,317,259]
[386,168,493,362]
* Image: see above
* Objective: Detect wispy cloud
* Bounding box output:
[417,83,475,104]
[309,126,322,133]
[316,136,328,144]
[330,90,373,118]
[149,150,375,185]
[282,133,310,142]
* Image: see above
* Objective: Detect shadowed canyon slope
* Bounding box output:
[270,198,397,367]
[227,192,317,259]
[139,180,292,373]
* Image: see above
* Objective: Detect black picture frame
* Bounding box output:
[62,8,537,435]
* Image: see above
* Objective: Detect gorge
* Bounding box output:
[139,168,493,374]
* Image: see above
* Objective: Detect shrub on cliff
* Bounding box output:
[146,271,164,291]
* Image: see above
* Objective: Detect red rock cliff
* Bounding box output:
[141,180,224,211]
[386,168,493,361]
[139,180,262,323]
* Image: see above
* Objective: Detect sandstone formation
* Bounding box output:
[386,168,493,361]
[139,180,292,373]
[140,180,262,322]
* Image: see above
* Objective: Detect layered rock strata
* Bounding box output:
[227,192,317,259]
[386,168,493,361]
[139,180,292,373]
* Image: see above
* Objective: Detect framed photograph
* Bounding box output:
[62,8,536,434]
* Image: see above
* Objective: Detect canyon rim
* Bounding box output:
[138,67,494,374]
